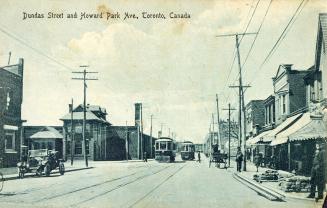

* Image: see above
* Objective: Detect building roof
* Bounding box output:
[60,111,111,125]
[314,13,327,71]
[30,126,63,139]
[319,14,327,54]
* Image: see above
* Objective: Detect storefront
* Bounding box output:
[271,112,327,175]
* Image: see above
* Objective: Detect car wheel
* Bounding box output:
[59,163,65,175]
[44,164,51,176]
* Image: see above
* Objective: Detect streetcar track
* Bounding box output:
[0,163,155,201]
[71,164,175,207]
[128,164,186,208]
[33,165,155,203]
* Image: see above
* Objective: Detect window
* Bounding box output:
[156,143,159,150]
[273,104,275,122]
[5,131,15,152]
[268,105,271,124]
[159,142,167,150]
[282,95,286,114]
[75,140,82,154]
[48,142,53,150]
[168,142,172,150]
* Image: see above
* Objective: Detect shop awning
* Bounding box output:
[246,130,272,146]
[288,117,327,141]
[271,113,319,146]
[264,113,303,142]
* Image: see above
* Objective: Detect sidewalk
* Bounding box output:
[233,161,325,206]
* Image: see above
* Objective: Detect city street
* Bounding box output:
[0,155,318,208]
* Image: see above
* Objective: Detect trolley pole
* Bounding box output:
[150,115,153,158]
[70,98,74,166]
[223,103,236,167]
[72,66,98,167]
[125,121,128,162]
[217,32,256,171]
[216,94,221,148]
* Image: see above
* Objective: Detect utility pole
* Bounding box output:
[70,98,74,166]
[211,113,215,144]
[150,115,153,158]
[217,32,255,171]
[216,94,221,148]
[223,103,236,167]
[125,121,128,161]
[140,104,144,160]
[72,66,98,167]
[8,52,11,65]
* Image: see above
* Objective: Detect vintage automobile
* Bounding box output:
[17,149,65,178]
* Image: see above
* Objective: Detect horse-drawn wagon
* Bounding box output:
[208,144,227,169]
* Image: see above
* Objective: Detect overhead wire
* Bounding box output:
[0,25,74,71]
[246,0,308,90]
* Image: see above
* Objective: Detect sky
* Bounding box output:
[0,0,326,143]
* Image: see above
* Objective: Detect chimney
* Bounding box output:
[18,58,24,77]
[134,103,142,126]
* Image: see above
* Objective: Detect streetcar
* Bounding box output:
[180,141,195,160]
[155,137,176,162]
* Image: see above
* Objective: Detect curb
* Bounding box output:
[234,172,320,203]
[233,173,285,201]
[3,167,93,181]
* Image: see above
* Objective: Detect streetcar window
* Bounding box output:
[184,145,188,151]
[168,142,171,150]
[156,143,159,150]
[160,142,167,150]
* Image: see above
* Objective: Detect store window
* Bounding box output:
[5,131,15,152]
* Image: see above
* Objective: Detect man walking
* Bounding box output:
[143,151,147,162]
[307,143,326,200]
[197,151,201,163]
[236,147,243,172]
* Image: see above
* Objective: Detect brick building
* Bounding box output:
[263,95,275,129]
[272,64,309,125]
[0,58,24,167]
[109,103,156,160]
[61,104,126,161]
[245,100,265,139]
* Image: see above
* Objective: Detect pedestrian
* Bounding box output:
[197,151,201,163]
[143,151,147,162]
[307,143,326,200]
[254,153,262,172]
[236,147,243,172]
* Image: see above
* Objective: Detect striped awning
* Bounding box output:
[246,130,272,146]
[271,113,327,145]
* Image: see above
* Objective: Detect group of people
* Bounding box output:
[235,143,326,201]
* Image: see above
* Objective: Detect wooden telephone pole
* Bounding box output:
[216,94,221,148]
[217,32,256,171]
[223,103,236,167]
[72,66,98,167]
[70,98,74,166]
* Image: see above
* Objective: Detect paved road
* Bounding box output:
[0,155,319,208]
